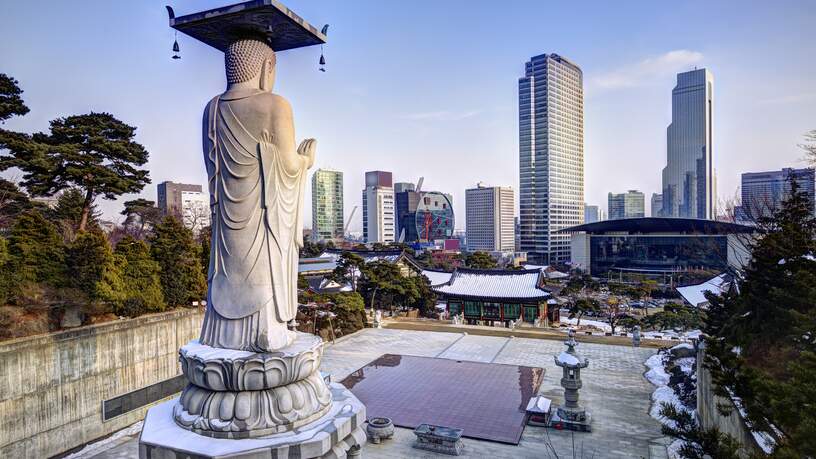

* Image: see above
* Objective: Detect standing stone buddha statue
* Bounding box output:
[199,38,315,352]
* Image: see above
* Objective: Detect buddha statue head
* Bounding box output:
[225,38,277,91]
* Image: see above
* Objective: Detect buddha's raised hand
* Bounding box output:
[297,138,316,169]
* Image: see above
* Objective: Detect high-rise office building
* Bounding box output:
[584,204,600,224]
[518,53,584,264]
[395,188,419,242]
[738,168,815,221]
[362,171,395,243]
[661,68,715,219]
[465,183,515,252]
[311,169,344,241]
[394,182,415,194]
[608,190,645,220]
[651,193,664,217]
[157,181,202,217]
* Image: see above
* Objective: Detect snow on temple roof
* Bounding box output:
[524,264,569,279]
[422,269,453,287]
[676,273,731,307]
[433,269,550,300]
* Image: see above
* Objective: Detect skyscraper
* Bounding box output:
[519,53,584,264]
[584,204,600,223]
[311,169,344,241]
[650,193,664,217]
[362,171,395,243]
[608,190,645,220]
[466,183,515,252]
[739,167,815,221]
[661,68,715,220]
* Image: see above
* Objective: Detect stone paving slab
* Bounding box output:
[319,328,462,381]
[436,334,510,363]
[82,328,668,459]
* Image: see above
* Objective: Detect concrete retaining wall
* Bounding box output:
[0,308,204,458]
[696,344,761,456]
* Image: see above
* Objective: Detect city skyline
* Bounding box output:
[1,1,815,231]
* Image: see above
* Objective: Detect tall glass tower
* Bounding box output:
[518,53,584,264]
[661,68,715,219]
[311,169,344,241]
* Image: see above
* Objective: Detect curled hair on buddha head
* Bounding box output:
[225,38,276,84]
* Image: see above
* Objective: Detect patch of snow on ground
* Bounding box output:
[666,439,685,459]
[63,421,143,459]
[644,351,695,459]
[644,353,670,386]
[650,385,683,427]
[557,317,702,342]
[559,316,612,332]
[675,357,696,375]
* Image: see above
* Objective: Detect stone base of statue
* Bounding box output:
[140,383,365,458]
[139,332,366,458]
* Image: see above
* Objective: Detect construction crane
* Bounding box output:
[343,206,357,237]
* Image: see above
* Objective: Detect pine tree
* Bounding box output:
[0,112,150,232]
[114,236,165,316]
[149,217,206,307]
[0,74,29,123]
[121,198,161,239]
[0,237,10,304]
[47,188,101,237]
[465,251,497,269]
[6,210,66,289]
[67,230,125,312]
[0,178,36,230]
[703,174,816,457]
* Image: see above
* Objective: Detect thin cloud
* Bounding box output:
[590,50,704,92]
[400,110,482,121]
[758,92,816,105]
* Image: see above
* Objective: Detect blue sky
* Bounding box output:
[2,1,814,231]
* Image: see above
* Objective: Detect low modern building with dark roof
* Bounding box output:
[432,268,558,326]
[562,217,754,278]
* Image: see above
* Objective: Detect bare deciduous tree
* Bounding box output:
[800,129,816,166]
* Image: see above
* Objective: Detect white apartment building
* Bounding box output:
[465,183,515,252]
[180,190,210,235]
[362,171,395,243]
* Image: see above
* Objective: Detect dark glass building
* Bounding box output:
[564,218,754,277]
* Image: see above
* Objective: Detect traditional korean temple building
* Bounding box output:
[432,268,558,326]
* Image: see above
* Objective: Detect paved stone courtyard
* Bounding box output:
[76,328,669,459]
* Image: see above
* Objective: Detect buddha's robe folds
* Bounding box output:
[199,93,307,351]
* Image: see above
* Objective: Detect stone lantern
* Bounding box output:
[552,328,592,431]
